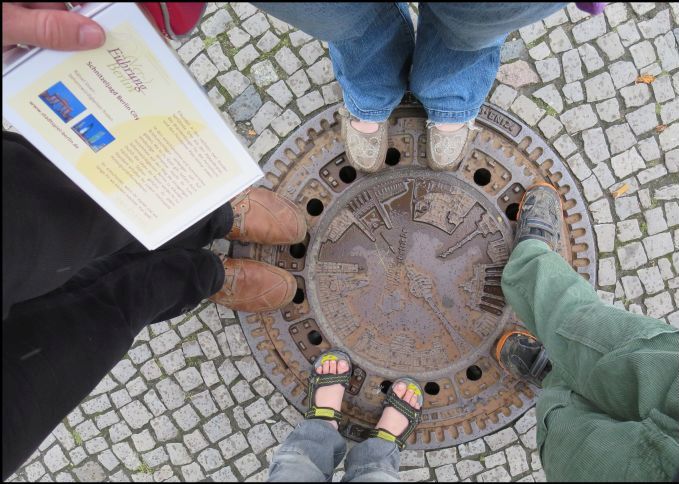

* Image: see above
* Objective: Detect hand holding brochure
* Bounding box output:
[2,3,263,249]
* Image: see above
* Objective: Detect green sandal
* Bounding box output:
[304,349,352,424]
[369,377,423,450]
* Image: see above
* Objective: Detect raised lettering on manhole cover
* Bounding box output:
[231,98,596,449]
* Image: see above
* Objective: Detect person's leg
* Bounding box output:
[2,247,224,479]
[411,3,566,124]
[342,438,400,482]
[268,419,347,482]
[253,2,413,122]
[502,239,679,424]
[536,384,679,482]
[2,132,232,319]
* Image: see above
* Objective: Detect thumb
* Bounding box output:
[2,3,105,50]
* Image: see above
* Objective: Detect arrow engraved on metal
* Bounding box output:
[406,268,472,352]
[438,212,500,259]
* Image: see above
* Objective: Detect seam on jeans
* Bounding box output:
[347,464,399,478]
[345,94,394,117]
[423,107,479,116]
[394,3,416,42]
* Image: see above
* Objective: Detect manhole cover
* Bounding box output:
[232,97,596,449]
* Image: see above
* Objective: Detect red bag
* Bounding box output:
[141,2,206,40]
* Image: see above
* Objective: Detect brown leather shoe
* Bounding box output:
[209,257,296,312]
[226,187,306,245]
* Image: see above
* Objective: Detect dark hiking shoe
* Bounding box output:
[514,183,563,250]
[495,330,552,387]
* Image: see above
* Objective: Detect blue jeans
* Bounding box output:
[268,419,400,482]
[254,3,566,122]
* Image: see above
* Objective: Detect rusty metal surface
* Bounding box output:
[232,98,596,449]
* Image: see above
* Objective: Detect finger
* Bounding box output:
[3,3,105,50]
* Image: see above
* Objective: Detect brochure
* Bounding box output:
[2,3,263,249]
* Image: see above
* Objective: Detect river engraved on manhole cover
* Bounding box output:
[231,98,596,449]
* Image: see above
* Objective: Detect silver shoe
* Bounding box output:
[425,120,478,171]
[339,106,389,173]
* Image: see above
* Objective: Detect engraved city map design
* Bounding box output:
[311,175,512,376]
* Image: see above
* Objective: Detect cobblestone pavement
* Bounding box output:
[8,2,679,482]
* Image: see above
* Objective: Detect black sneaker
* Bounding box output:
[514,183,563,250]
[495,330,551,387]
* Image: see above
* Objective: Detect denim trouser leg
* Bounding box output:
[253,2,414,122]
[342,438,400,482]
[268,419,346,482]
[411,3,567,122]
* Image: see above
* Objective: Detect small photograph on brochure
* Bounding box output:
[72,114,116,152]
[38,81,86,123]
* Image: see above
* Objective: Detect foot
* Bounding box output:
[226,187,306,245]
[375,381,422,437]
[495,330,552,387]
[339,105,389,173]
[312,356,351,430]
[208,256,296,312]
[514,183,563,250]
[425,120,476,171]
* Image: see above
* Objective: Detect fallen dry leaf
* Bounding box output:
[611,183,629,198]
[635,74,656,84]
[247,129,256,136]
[655,124,667,133]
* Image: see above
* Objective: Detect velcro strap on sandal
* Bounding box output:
[368,429,406,450]
[309,372,352,388]
[304,406,343,422]
[385,392,421,422]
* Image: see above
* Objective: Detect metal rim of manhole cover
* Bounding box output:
[231,97,597,450]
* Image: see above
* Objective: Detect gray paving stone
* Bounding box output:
[189,54,218,85]
[297,91,325,116]
[656,32,679,71]
[156,378,186,411]
[232,380,256,404]
[234,44,259,71]
[184,429,209,454]
[219,431,250,460]
[115,440,144,468]
[455,438,485,460]
[596,98,621,122]
[659,124,679,151]
[537,115,563,139]
[578,43,604,74]
[643,232,675,259]
[572,15,606,44]
[201,9,232,37]
[584,72,616,102]
[553,134,577,158]
[637,137,661,162]
[176,367,203,392]
[435,463,459,482]
[532,84,563,113]
[609,61,638,89]
[256,31,280,53]
[228,85,263,122]
[620,84,652,109]
[322,81,343,105]
[519,21,546,44]
[426,448,458,467]
[82,394,112,415]
[638,164,668,185]
[151,465,173,482]
[234,453,261,478]
[484,427,519,451]
[582,127,610,163]
[534,57,561,83]
[399,468,431,482]
[307,58,334,85]
[206,43,231,72]
[173,404,200,432]
[583,175,604,201]
[638,9,671,39]
[490,84,518,110]
[560,104,598,134]
[661,98,679,125]
[592,163,616,189]
[212,385,235,411]
[562,81,584,104]
[611,146,646,179]
[249,128,279,160]
[126,376,147,398]
[456,459,485,480]
[192,390,219,418]
[167,443,192,466]
[149,330,181,356]
[501,40,528,63]
[594,224,616,252]
[483,450,507,469]
[73,461,106,482]
[232,2,257,20]
[223,325,251,356]
[615,195,642,220]
[618,241,649,270]
[638,266,665,294]
[528,42,551,61]
[227,27,250,48]
[128,344,152,365]
[251,60,279,87]
[606,124,637,156]
[25,461,46,481]
[120,400,153,430]
[511,95,545,125]
[181,340,202,359]
[181,462,205,482]
[618,19,641,47]
[599,257,617,286]
[203,414,232,443]
[652,75,675,104]
[109,422,132,443]
[562,49,583,83]
[544,9,569,28]
[478,466,512,482]
[241,12,269,38]
[177,37,204,64]
[197,448,224,472]
[67,407,85,427]
[284,26,313,46]
[645,291,674,318]
[178,316,202,339]
[548,27,572,53]
[605,3,629,28]
[140,360,162,382]
[622,275,645,299]
[596,32,625,61]
[44,445,69,473]
[158,349,186,375]
[95,410,120,429]
[111,359,137,385]
[630,40,657,69]
[112,390,132,411]
[75,419,99,441]
[247,424,276,454]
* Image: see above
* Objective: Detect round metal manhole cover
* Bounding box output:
[232,97,596,449]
